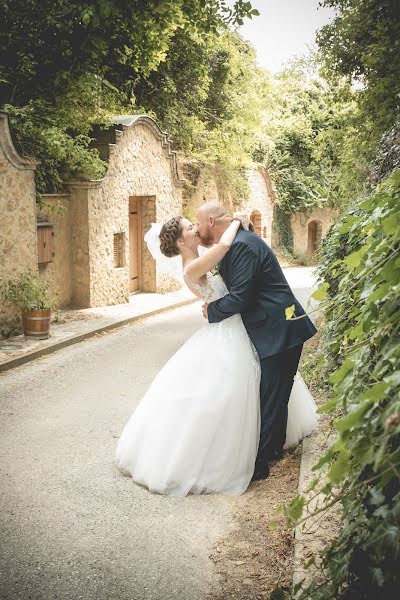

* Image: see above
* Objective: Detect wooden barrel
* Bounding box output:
[22,309,51,339]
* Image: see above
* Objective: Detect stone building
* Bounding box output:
[181,167,222,215]
[290,207,336,258]
[0,112,184,326]
[1,108,337,332]
[182,163,337,256]
[240,166,275,247]
[183,164,276,246]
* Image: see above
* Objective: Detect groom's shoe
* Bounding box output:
[251,463,270,481]
[270,448,284,463]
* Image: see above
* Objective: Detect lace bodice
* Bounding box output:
[183,271,228,303]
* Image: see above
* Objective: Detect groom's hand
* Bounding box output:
[202,303,209,319]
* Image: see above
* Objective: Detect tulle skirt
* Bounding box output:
[116,314,261,496]
[285,373,318,449]
[115,315,318,496]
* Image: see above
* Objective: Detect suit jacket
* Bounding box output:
[207,229,317,359]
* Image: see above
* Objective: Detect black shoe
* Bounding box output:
[270,448,284,462]
[251,464,270,481]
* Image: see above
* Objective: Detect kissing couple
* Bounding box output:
[116,202,318,496]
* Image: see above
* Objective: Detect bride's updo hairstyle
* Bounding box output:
[159,216,183,257]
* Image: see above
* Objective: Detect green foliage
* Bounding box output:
[274,205,293,252]
[318,0,400,137]
[370,119,400,186]
[136,29,269,202]
[5,109,106,194]
[0,1,259,196]
[0,1,258,106]
[1,272,58,311]
[3,74,125,192]
[286,171,400,599]
[255,58,368,215]
[266,0,400,247]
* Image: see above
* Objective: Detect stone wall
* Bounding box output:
[0,111,38,328]
[240,167,275,246]
[291,207,336,257]
[183,168,221,217]
[183,164,276,247]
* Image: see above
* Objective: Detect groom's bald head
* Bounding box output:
[198,201,226,219]
[196,201,231,246]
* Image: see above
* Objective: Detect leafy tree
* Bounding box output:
[277,4,400,595]
[0,0,259,193]
[132,29,269,201]
[0,0,258,106]
[254,58,365,216]
[317,0,400,137]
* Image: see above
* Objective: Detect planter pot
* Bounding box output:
[22,309,51,340]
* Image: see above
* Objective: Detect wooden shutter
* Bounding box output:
[37,224,54,264]
[113,234,119,267]
[113,233,126,268]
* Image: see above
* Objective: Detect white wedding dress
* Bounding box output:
[116,272,317,496]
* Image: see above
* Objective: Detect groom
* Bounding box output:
[196,202,317,480]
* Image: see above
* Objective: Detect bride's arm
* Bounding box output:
[185,219,241,282]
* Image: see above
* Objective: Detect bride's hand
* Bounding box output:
[233,211,250,231]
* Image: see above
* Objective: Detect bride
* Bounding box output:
[115,215,317,496]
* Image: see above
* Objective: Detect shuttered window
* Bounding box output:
[37,224,54,264]
[113,232,126,268]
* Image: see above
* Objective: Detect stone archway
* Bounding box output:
[307,220,322,255]
[250,210,262,237]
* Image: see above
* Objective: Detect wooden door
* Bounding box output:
[308,221,317,254]
[250,211,262,236]
[129,197,141,292]
[308,220,322,255]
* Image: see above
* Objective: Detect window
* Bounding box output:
[113,232,126,268]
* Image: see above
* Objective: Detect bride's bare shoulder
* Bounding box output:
[183,262,207,286]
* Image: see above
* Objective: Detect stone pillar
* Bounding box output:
[0,111,39,330]
[37,194,73,308]
[63,181,94,307]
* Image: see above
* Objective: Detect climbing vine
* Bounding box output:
[282,170,400,599]
[274,205,293,254]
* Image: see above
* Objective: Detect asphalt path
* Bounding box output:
[0,267,317,600]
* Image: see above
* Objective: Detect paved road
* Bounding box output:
[0,267,317,600]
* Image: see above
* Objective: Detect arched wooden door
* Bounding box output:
[307,220,322,255]
[250,210,262,236]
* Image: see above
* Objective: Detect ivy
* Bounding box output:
[274,205,294,253]
[282,171,400,599]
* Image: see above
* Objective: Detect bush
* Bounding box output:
[1,272,58,311]
[4,98,109,194]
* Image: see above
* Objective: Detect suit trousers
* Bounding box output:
[253,344,303,476]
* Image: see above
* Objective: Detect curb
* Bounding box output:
[292,428,338,594]
[292,436,314,592]
[0,297,197,373]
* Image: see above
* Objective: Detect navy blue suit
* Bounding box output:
[207,229,317,477]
